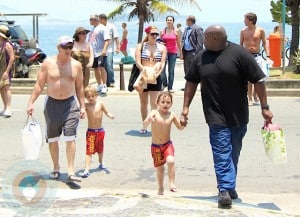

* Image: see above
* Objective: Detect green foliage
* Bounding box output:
[270,0,291,24]
[291,49,300,74]
[106,0,201,43]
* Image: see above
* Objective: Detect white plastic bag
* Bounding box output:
[21,115,43,160]
[261,122,287,164]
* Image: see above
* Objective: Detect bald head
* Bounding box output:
[205,25,227,37]
[204,25,228,51]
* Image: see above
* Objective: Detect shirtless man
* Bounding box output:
[240,12,269,106]
[27,36,86,183]
[120,23,128,57]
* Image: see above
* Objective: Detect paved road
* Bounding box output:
[0,94,300,216]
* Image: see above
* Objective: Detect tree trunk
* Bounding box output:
[138,16,145,43]
[286,0,300,66]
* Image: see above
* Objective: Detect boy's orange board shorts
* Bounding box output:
[151,141,174,167]
[86,128,105,155]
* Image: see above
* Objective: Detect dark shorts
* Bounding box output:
[44,96,80,143]
[151,141,174,167]
[92,56,107,68]
[86,128,105,155]
[143,75,163,92]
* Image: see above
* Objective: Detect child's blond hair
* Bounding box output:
[156,91,173,103]
[84,85,98,98]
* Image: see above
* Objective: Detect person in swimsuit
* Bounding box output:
[240,12,270,106]
[27,36,86,183]
[135,25,167,134]
[72,27,94,87]
[120,22,128,57]
[79,85,114,178]
[160,16,183,92]
[143,91,185,195]
[0,25,15,118]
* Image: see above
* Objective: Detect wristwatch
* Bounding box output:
[261,104,270,110]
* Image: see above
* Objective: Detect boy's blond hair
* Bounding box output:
[84,85,98,98]
[156,91,173,103]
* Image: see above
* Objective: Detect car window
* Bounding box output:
[9,26,28,41]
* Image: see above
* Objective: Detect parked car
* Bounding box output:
[0,19,46,78]
[0,20,32,48]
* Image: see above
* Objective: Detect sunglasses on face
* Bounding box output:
[60,45,73,50]
[150,33,159,37]
[78,31,86,35]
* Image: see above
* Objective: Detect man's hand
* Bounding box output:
[262,109,273,123]
[180,114,188,127]
[27,104,34,116]
[80,108,86,119]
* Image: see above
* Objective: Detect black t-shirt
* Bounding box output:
[185,42,265,127]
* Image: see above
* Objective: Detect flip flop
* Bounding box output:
[67,175,81,183]
[139,129,148,134]
[49,171,60,180]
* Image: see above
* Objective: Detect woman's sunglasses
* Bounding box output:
[150,33,159,37]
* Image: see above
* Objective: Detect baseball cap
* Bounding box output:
[57,36,73,46]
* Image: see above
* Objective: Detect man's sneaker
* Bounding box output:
[218,190,232,207]
[109,83,115,88]
[99,164,110,174]
[3,110,12,118]
[100,85,107,94]
[229,189,238,199]
[96,84,103,92]
[79,170,90,178]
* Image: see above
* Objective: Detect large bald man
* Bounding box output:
[180,25,273,208]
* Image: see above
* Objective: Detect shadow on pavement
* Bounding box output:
[181,195,282,211]
[125,129,152,137]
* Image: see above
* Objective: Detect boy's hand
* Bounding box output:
[108,113,115,119]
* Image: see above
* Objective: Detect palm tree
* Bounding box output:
[270,0,299,66]
[285,0,300,59]
[106,0,201,43]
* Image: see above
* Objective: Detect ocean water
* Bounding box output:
[21,21,292,61]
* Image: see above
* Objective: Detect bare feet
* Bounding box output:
[170,185,177,192]
[158,187,164,195]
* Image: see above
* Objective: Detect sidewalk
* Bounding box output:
[0,94,300,217]
[0,186,299,217]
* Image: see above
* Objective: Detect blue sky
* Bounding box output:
[0,0,273,24]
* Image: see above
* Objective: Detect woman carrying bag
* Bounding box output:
[134,26,167,134]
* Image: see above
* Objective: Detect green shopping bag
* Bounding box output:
[261,122,287,164]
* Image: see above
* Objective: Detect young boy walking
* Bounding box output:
[143,91,185,195]
[80,85,114,178]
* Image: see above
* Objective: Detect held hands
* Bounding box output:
[80,108,86,119]
[180,107,189,127]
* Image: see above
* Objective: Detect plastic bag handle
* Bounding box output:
[23,115,38,129]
